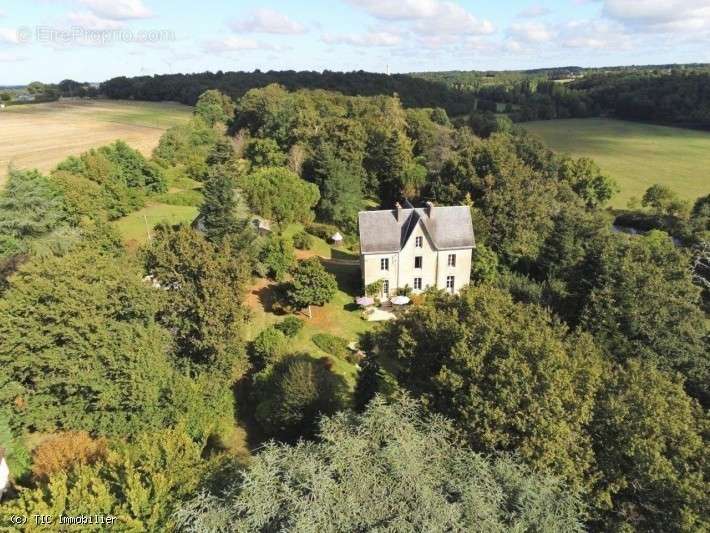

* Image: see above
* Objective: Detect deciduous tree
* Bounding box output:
[240,167,319,228]
[590,360,709,532]
[0,248,178,436]
[195,89,236,127]
[252,355,346,440]
[143,224,250,371]
[374,285,604,491]
[285,258,337,318]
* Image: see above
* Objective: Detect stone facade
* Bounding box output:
[359,204,474,298]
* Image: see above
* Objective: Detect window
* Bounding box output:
[414,277,422,290]
[382,280,389,296]
[380,258,389,271]
[415,236,423,248]
[414,256,423,269]
[447,254,457,267]
[446,275,455,293]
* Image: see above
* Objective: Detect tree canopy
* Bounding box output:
[0,247,178,436]
[590,359,709,532]
[373,285,604,491]
[177,397,585,532]
[142,224,250,371]
[285,258,338,316]
[194,89,236,127]
[240,166,319,228]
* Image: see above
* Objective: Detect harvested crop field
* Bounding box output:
[0,99,192,185]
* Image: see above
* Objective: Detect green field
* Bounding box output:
[2,99,192,129]
[523,118,710,208]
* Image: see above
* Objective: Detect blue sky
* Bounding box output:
[1,0,709,84]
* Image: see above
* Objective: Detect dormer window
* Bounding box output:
[415,236,423,248]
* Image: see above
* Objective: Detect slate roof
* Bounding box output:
[359,206,475,253]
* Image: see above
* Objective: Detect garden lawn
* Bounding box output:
[244,235,370,390]
[112,203,198,244]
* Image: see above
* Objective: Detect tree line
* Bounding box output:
[96,66,710,129]
[100,70,480,116]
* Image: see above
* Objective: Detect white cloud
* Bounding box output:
[412,2,494,35]
[517,4,552,18]
[602,0,710,33]
[345,0,440,21]
[559,19,633,50]
[230,8,306,34]
[347,0,493,35]
[67,11,124,30]
[0,27,20,44]
[322,30,402,47]
[78,0,152,20]
[203,36,278,54]
[414,34,457,48]
[507,21,555,44]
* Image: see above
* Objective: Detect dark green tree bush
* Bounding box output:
[177,397,585,532]
[252,355,347,440]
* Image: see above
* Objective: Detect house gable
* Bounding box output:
[401,217,435,252]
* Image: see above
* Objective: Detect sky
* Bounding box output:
[1,0,709,84]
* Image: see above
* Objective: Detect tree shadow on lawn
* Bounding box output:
[247,279,286,315]
[321,258,361,297]
[331,247,359,261]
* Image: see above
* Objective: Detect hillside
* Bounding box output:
[523,118,710,208]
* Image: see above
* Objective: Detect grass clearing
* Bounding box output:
[523,118,710,208]
[112,203,198,245]
[0,99,192,186]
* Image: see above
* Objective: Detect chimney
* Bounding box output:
[425,201,434,218]
[395,202,403,221]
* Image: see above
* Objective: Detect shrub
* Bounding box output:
[251,327,287,368]
[257,236,295,281]
[292,230,313,250]
[6,426,207,531]
[275,316,304,338]
[396,285,412,297]
[0,412,30,481]
[365,279,384,298]
[31,431,108,481]
[286,258,338,315]
[306,222,339,241]
[312,333,349,359]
